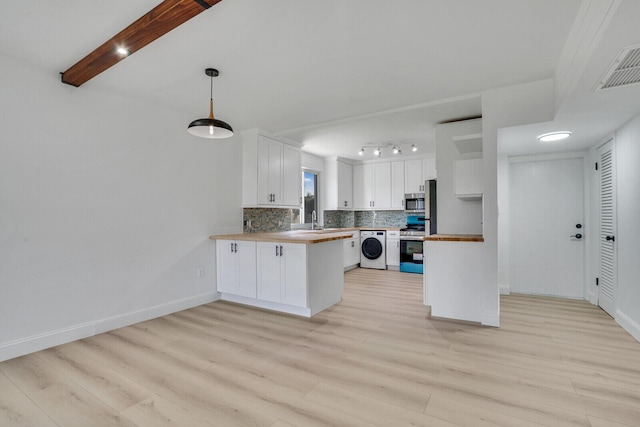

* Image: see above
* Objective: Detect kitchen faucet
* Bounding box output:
[311,210,318,230]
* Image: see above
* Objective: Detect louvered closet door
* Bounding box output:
[598,140,617,317]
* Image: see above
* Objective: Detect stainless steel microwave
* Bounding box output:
[404,193,425,212]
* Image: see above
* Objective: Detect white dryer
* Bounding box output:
[360,230,386,269]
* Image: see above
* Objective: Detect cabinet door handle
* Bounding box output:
[280,245,283,256]
[344,200,348,207]
[230,242,234,253]
[275,245,279,256]
[351,241,355,247]
[234,243,238,252]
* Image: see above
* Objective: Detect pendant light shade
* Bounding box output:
[187,68,233,139]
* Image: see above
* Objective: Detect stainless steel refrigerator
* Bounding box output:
[424,179,437,235]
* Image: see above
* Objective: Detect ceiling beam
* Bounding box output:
[61,0,222,87]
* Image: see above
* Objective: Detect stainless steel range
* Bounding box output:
[400,215,428,274]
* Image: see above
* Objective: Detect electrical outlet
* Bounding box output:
[196,268,204,279]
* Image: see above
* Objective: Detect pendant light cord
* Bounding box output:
[208,73,214,119]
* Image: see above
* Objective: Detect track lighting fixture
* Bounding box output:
[357,142,418,157]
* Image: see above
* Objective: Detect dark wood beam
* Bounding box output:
[61,0,222,87]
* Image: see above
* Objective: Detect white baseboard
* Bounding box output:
[480,310,500,327]
[220,293,311,317]
[616,309,640,342]
[0,292,219,363]
[94,292,219,334]
[0,323,96,363]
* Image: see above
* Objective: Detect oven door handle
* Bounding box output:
[400,236,426,241]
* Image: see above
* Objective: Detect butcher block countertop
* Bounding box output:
[209,230,353,244]
[424,234,484,242]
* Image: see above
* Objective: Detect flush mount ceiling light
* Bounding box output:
[537,131,572,142]
[187,68,233,139]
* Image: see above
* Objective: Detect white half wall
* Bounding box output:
[0,54,243,361]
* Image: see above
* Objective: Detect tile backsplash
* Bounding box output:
[243,208,409,233]
[323,210,355,228]
[324,210,409,228]
[243,208,300,233]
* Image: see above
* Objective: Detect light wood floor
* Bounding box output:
[2,268,640,426]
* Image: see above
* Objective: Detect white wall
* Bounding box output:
[613,114,640,340]
[484,78,556,326]
[0,55,243,361]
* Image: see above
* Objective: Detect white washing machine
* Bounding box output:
[360,230,386,269]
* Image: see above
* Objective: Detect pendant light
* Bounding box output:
[187,68,233,139]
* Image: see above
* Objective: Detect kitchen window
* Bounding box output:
[301,170,319,225]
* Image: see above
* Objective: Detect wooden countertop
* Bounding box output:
[424,234,484,242]
[209,230,353,244]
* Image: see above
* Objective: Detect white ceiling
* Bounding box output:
[2,0,639,160]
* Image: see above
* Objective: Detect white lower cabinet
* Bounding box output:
[257,242,307,307]
[216,240,257,298]
[215,238,344,317]
[386,230,400,269]
[343,232,360,270]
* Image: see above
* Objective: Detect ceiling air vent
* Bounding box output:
[596,45,640,91]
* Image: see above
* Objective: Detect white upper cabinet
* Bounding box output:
[282,144,301,207]
[243,132,301,208]
[373,162,391,209]
[353,162,393,210]
[404,159,423,193]
[405,158,436,193]
[454,158,483,199]
[391,161,405,209]
[353,163,373,209]
[324,158,353,210]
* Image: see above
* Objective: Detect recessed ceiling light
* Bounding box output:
[537,131,572,142]
[116,47,130,56]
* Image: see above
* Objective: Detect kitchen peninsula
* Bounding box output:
[209,230,352,317]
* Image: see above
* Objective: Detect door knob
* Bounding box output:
[605,235,615,242]
[570,233,583,239]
